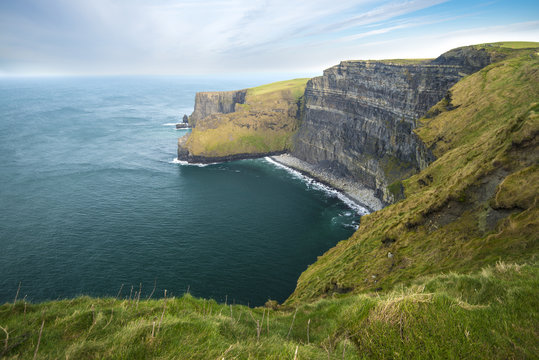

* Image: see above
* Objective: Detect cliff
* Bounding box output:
[287,47,539,303]
[178,45,523,205]
[178,79,309,163]
[188,90,247,128]
[291,46,510,205]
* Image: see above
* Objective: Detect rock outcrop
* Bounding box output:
[188,90,247,127]
[291,47,501,204]
[430,45,507,73]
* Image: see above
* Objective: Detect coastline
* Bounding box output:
[268,154,384,213]
[177,150,287,164]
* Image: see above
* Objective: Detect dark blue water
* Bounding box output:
[0,76,364,306]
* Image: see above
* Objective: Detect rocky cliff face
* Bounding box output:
[292,47,500,204]
[189,90,247,127]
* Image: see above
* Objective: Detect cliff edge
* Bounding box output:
[291,45,516,205]
[177,79,308,163]
[178,45,517,206]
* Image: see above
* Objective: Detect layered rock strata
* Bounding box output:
[292,48,499,204]
[188,90,247,127]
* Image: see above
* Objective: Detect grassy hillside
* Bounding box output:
[1,262,537,359]
[287,48,539,303]
[483,41,539,49]
[180,78,309,159]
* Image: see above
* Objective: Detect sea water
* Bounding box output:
[0,76,366,305]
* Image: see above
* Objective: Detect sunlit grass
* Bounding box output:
[1,262,537,359]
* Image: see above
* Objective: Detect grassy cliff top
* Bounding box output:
[477,41,539,49]
[247,78,309,98]
[1,262,537,359]
[347,42,539,66]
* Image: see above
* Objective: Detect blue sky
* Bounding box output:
[0,0,538,75]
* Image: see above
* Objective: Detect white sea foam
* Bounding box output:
[170,158,216,167]
[264,157,369,215]
[162,123,192,130]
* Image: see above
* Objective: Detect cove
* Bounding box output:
[0,76,364,306]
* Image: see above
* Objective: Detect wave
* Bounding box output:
[264,157,369,215]
[162,123,179,126]
[170,158,217,167]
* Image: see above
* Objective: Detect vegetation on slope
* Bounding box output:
[180,78,309,159]
[287,48,539,303]
[1,262,537,359]
[480,41,539,49]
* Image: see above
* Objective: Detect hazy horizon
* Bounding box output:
[1,0,538,76]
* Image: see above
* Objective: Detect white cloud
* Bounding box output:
[0,0,538,75]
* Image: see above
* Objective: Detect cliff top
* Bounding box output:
[247,78,309,99]
[332,42,539,73]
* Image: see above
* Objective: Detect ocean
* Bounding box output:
[0,76,365,306]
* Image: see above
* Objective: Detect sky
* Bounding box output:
[0,0,538,76]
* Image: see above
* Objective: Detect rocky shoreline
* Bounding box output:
[269,154,384,212]
[177,150,287,164]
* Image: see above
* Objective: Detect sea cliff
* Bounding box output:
[177,79,308,163]
[188,90,247,128]
[292,46,505,205]
[179,46,507,205]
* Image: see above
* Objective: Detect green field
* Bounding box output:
[1,262,537,359]
[247,78,310,99]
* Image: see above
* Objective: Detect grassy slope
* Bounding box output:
[183,78,309,158]
[1,262,537,359]
[485,41,539,49]
[287,49,539,303]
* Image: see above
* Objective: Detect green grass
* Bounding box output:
[1,262,537,359]
[247,78,310,100]
[479,41,539,49]
[287,48,539,304]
